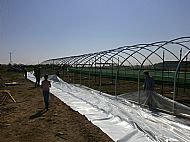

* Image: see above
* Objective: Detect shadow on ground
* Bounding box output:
[29,108,48,119]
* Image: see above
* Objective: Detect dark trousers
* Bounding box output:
[43,91,49,109]
[35,77,40,87]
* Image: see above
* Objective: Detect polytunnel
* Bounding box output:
[41,36,190,116]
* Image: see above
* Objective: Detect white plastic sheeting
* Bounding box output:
[28,72,190,142]
[119,91,190,116]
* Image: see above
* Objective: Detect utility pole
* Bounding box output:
[9,52,12,65]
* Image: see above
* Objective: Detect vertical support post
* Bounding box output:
[63,62,66,79]
[118,57,120,85]
[67,66,69,82]
[52,60,55,73]
[95,56,97,85]
[184,56,188,93]
[173,51,190,114]
[161,50,165,95]
[138,69,140,104]
[88,61,91,87]
[177,48,182,97]
[115,70,117,97]
[114,57,119,97]
[73,64,75,84]
[80,65,82,84]
[99,56,102,94]
[112,58,114,85]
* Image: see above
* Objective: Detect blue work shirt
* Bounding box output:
[144,76,154,91]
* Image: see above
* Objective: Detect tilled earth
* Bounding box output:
[0,72,113,142]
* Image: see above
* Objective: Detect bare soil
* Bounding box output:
[0,71,113,142]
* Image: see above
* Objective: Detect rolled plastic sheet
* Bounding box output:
[28,72,190,142]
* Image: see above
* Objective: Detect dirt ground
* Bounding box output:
[0,71,113,142]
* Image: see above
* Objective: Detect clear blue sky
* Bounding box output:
[1,0,190,64]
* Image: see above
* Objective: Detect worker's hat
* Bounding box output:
[143,70,149,75]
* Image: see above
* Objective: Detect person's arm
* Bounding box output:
[49,81,51,88]
[144,79,147,91]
